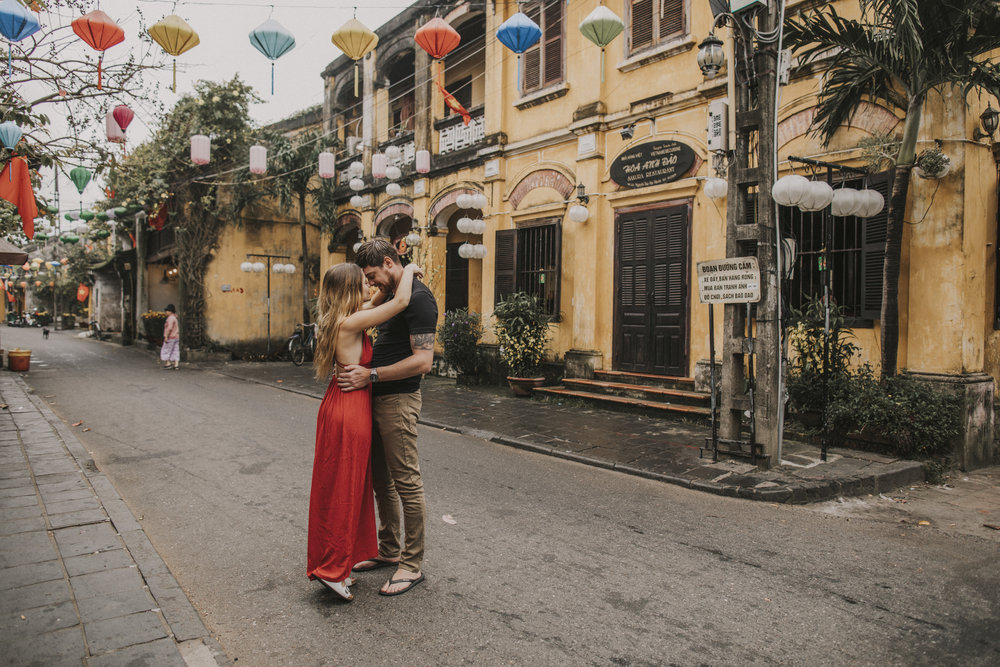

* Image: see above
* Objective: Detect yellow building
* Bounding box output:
[316,1,996,461]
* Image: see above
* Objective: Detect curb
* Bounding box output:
[16,375,230,666]
[201,368,926,505]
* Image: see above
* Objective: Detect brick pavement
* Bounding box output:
[0,374,227,666]
[201,360,926,504]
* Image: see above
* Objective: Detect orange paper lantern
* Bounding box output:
[414,18,461,60]
[72,10,125,90]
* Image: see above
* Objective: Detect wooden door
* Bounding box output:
[614,204,689,376]
[445,243,469,312]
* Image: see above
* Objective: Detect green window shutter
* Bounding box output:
[495,229,517,303]
[860,173,891,320]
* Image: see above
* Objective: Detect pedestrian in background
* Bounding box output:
[307,261,422,601]
[161,304,180,370]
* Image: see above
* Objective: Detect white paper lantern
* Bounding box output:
[349,178,365,191]
[104,209,116,220]
[240,262,253,272]
[473,219,486,234]
[249,145,267,175]
[190,134,211,165]
[106,112,125,143]
[318,151,336,179]
[252,262,265,273]
[350,195,365,208]
[67,211,80,220]
[772,174,809,207]
[457,216,471,233]
[568,204,590,223]
[799,181,834,212]
[405,231,421,247]
[458,242,472,259]
[386,182,402,196]
[858,189,885,218]
[477,244,488,258]
[416,149,431,174]
[830,188,860,217]
[471,193,488,210]
[385,165,402,181]
[272,263,285,273]
[348,161,364,178]
[456,193,474,210]
[385,145,402,160]
[283,264,296,274]
[372,152,387,179]
[704,177,727,200]
[75,224,89,235]
[352,242,363,253]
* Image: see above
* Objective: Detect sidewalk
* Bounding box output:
[0,373,227,666]
[202,360,926,504]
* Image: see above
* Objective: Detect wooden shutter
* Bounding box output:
[860,173,891,320]
[522,4,543,93]
[495,229,517,303]
[659,0,685,40]
[542,1,563,86]
[630,0,654,52]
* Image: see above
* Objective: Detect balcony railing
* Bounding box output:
[436,106,485,155]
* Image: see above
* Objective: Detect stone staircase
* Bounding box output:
[532,370,714,421]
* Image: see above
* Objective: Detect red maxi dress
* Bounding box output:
[307,336,377,583]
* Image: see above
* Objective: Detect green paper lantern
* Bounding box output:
[61,234,80,244]
[94,230,111,239]
[113,206,127,215]
[80,211,95,221]
[33,232,48,241]
[69,167,92,194]
[579,6,625,82]
[96,212,109,221]
[64,213,73,221]
[45,204,59,214]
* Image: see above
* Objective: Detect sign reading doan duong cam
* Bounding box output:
[697,257,761,304]
[610,140,696,188]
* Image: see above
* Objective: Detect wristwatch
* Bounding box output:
[369,367,379,384]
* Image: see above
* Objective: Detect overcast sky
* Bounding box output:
[34,0,405,213]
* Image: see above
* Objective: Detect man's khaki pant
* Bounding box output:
[371,391,425,573]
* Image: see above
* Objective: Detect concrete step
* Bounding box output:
[561,378,711,408]
[533,386,712,421]
[592,370,696,392]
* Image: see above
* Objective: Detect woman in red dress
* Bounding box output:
[307,262,421,601]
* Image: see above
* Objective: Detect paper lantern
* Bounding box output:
[79,212,94,222]
[830,188,860,218]
[704,177,727,200]
[112,104,134,132]
[96,212,108,221]
[348,161,364,178]
[61,235,80,244]
[69,167,91,194]
[71,10,125,90]
[249,145,267,175]
[318,151,335,179]
[282,264,295,274]
[456,217,471,233]
[857,189,885,218]
[497,12,542,54]
[148,15,200,92]
[568,205,590,223]
[579,6,624,82]
[76,283,89,302]
[252,262,265,273]
[458,242,472,259]
[240,261,252,272]
[798,181,834,212]
[405,231,422,248]
[249,18,296,95]
[385,182,402,196]
[415,17,461,61]
[0,120,22,150]
[456,193,473,209]
[350,195,365,208]
[416,150,431,174]
[471,193,488,210]
[385,165,401,181]
[771,174,809,207]
[349,178,365,192]
[372,152,387,179]
[330,18,379,96]
[385,144,402,160]
[113,206,127,216]
[106,112,125,143]
[190,135,210,165]
[0,0,40,77]
[33,232,47,241]
[272,263,285,273]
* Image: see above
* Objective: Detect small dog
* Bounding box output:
[41,327,49,339]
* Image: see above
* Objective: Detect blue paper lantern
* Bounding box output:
[0,120,22,149]
[0,0,41,77]
[496,12,542,55]
[249,18,295,95]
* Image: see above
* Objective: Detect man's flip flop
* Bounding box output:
[378,573,425,597]
[352,558,399,572]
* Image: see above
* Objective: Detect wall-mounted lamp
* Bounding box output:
[568,185,591,223]
[620,124,635,140]
[973,102,999,142]
[576,183,590,205]
[697,32,726,79]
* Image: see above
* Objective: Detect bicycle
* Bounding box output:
[288,322,317,366]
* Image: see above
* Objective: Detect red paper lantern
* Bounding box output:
[72,10,125,90]
[414,17,461,60]
[112,104,134,132]
[76,283,90,302]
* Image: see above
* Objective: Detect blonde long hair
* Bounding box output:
[314,263,366,380]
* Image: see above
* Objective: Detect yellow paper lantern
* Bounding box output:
[148,15,201,92]
[331,18,378,97]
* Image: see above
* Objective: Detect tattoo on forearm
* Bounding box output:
[412,333,435,350]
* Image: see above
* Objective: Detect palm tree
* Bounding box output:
[784,0,1000,378]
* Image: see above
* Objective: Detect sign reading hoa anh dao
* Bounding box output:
[610,140,696,189]
[697,257,760,304]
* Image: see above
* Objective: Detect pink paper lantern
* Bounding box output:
[190,135,211,165]
[105,112,125,144]
[249,145,267,175]
[318,151,335,179]
[372,152,387,179]
[416,149,431,174]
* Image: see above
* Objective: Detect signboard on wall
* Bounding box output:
[610,140,696,189]
[697,257,761,304]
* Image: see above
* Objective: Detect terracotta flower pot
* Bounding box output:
[507,376,544,397]
[8,348,31,372]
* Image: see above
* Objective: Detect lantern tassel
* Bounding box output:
[354,62,359,97]
[516,54,521,93]
[7,44,10,78]
[97,53,103,90]
[601,49,605,83]
[271,62,275,96]
[172,59,177,93]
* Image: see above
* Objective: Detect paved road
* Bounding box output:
[8,327,1000,666]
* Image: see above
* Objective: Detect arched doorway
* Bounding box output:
[377,212,414,258]
[330,214,362,260]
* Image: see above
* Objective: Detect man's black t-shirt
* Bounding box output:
[371,279,438,396]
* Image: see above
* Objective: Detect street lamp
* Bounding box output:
[697,32,726,79]
[241,253,294,356]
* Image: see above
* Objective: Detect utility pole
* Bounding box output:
[718,0,783,467]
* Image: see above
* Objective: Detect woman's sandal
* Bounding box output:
[318,578,353,601]
[352,557,399,572]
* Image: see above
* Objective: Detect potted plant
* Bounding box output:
[914,147,951,179]
[437,308,484,384]
[492,292,550,396]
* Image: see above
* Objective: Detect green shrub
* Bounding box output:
[437,308,484,376]
[493,292,550,377]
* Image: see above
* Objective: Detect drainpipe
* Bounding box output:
[134,211,147,344]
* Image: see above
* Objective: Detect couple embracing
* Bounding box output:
[306,239,437,601]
